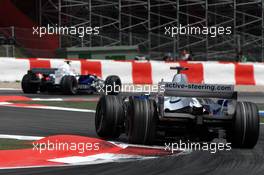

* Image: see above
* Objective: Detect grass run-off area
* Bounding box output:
[0,139,32,150]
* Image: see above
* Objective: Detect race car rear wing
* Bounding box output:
[170,66,188,74]
[29,68,58,75]
[161,82,237,99]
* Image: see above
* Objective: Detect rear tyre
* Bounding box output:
[21,74,39,94]
[46,85,56,93]
[39,85,47,93]
[39,80,47,93]
[229,102,259,148]
[128,98,157,145]
[104,75,122,95]
[61,75,78,95]
[95,95,124,139]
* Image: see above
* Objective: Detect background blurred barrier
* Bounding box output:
[0,57,263,85]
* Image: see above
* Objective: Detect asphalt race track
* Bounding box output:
[0,90,264,175]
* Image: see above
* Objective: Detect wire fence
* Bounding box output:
[0,26,263,61]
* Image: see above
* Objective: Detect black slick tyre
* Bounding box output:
[21,74,39,94]
[229,102,259,148]
[128,98,157,145]
[104,75,122,95]
[61,75,78,95]
[95,95,124,139]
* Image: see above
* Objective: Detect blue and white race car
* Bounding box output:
[21,66,121,95]
[95,67,259,148]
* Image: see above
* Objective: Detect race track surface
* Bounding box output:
[0,90,263,175]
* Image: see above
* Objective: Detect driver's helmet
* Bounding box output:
[172,74,188,84]
[65,60,71,65]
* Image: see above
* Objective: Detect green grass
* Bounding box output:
[13,101,97,110]
[0,139,32,150]
[257,104,264,111]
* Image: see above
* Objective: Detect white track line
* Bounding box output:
[31,98,98,102]
[0,134,43,140]
[0,102,12,105]
[0,88,20,91]
[0,103,96,113]
[31,98,64,101]
[28,106,96,113]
